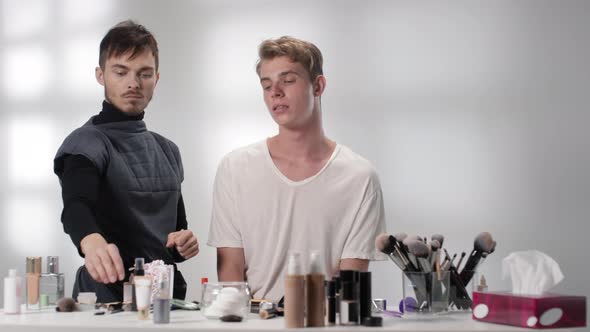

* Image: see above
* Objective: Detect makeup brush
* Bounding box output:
[406,240,431,272]
[456,252,466,271]
[394,233,407,242]
[429,240,440,268]
[56,297,77,312]
[402,238,421,270]
[459,232,495,285]
[443,253,457,271]
[405,234,422,242]
[375,233,406,270]
[431,234,444,248]
[392,233,414,269]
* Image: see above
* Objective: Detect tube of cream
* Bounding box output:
[134,276,152,320]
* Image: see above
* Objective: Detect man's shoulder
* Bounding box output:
[148,130,180,151]
[62,122,108,147]
[219,140,267,168]
[333,144,379,179]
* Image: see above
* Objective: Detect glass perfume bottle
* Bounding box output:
[39,256,65,308]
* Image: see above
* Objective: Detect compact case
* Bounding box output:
[472,291,586,329]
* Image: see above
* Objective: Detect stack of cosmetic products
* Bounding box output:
[280,251,382,328]
[3,256,65,314]
[3,257,173,325]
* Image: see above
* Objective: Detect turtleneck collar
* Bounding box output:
[93,100,145,125]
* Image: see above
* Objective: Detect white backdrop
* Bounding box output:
[1,0,589,317]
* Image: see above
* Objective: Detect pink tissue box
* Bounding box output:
[472,291,586,329]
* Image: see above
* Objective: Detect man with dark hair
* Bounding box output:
[54,20,198,303]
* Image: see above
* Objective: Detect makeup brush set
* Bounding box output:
[375,231,496,313]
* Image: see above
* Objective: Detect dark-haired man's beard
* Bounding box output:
[104,87,148,115]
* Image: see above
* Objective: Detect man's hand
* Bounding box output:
[166,229,199,259]
[80,233,125,284]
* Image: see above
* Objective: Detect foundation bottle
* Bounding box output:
[306,251,325,327]
[26,257,42,310]
[131,257,145,312]
[284,252,305,328]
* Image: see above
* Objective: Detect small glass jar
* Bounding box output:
[201,282,251,321]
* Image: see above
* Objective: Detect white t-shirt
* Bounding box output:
[207,140,386,301]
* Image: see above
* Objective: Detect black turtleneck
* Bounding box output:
[93,100,145,125]
[60,101,187,261]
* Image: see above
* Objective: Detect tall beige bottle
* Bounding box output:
[26,257,42,310]
[284,252,305,328]
[306,251,325,327]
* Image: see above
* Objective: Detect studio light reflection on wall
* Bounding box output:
[62,0,114,26]
[64,39,103,97]
[3,197,58,257]
[1,0,49,39]
[2,45,51,100]
[8,117,57,186]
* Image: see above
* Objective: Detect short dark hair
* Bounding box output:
[256,36,323,82]
[99,20,159,70]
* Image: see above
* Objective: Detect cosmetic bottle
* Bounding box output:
[333,275,341,323]
[199,277,208,309]
[326,280,336,326]
[26,257,42,310]
[153,274,171,324]
[40,256,65,308]
[306,251,325,327]
[359,271,372,322]
[284,252,305,328]
[131,257,145,312]
[3,269,22,314]
[339,270,359,325]
[134,276,151,320]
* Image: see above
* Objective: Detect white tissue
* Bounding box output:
[502,250,564,296]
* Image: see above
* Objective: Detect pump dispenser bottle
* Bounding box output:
[26,257,42,310]
[284,252,305,328]
[306,251,325,327]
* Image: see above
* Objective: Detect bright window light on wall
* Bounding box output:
[64,38,103,98]
[63,0,114,26]
[1,0,49,39]
[3,197,58,257]
[8,117,56,186]
[2,45,51,100]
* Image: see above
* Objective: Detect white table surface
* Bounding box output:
[0,309,584,332]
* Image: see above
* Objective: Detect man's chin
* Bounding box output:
[119,103,145,115]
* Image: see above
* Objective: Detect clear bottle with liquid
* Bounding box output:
[40,256,65,308]
[26,257,42,310]
[153,275,171,324]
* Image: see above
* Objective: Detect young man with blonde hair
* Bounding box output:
[208,36,385,301]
